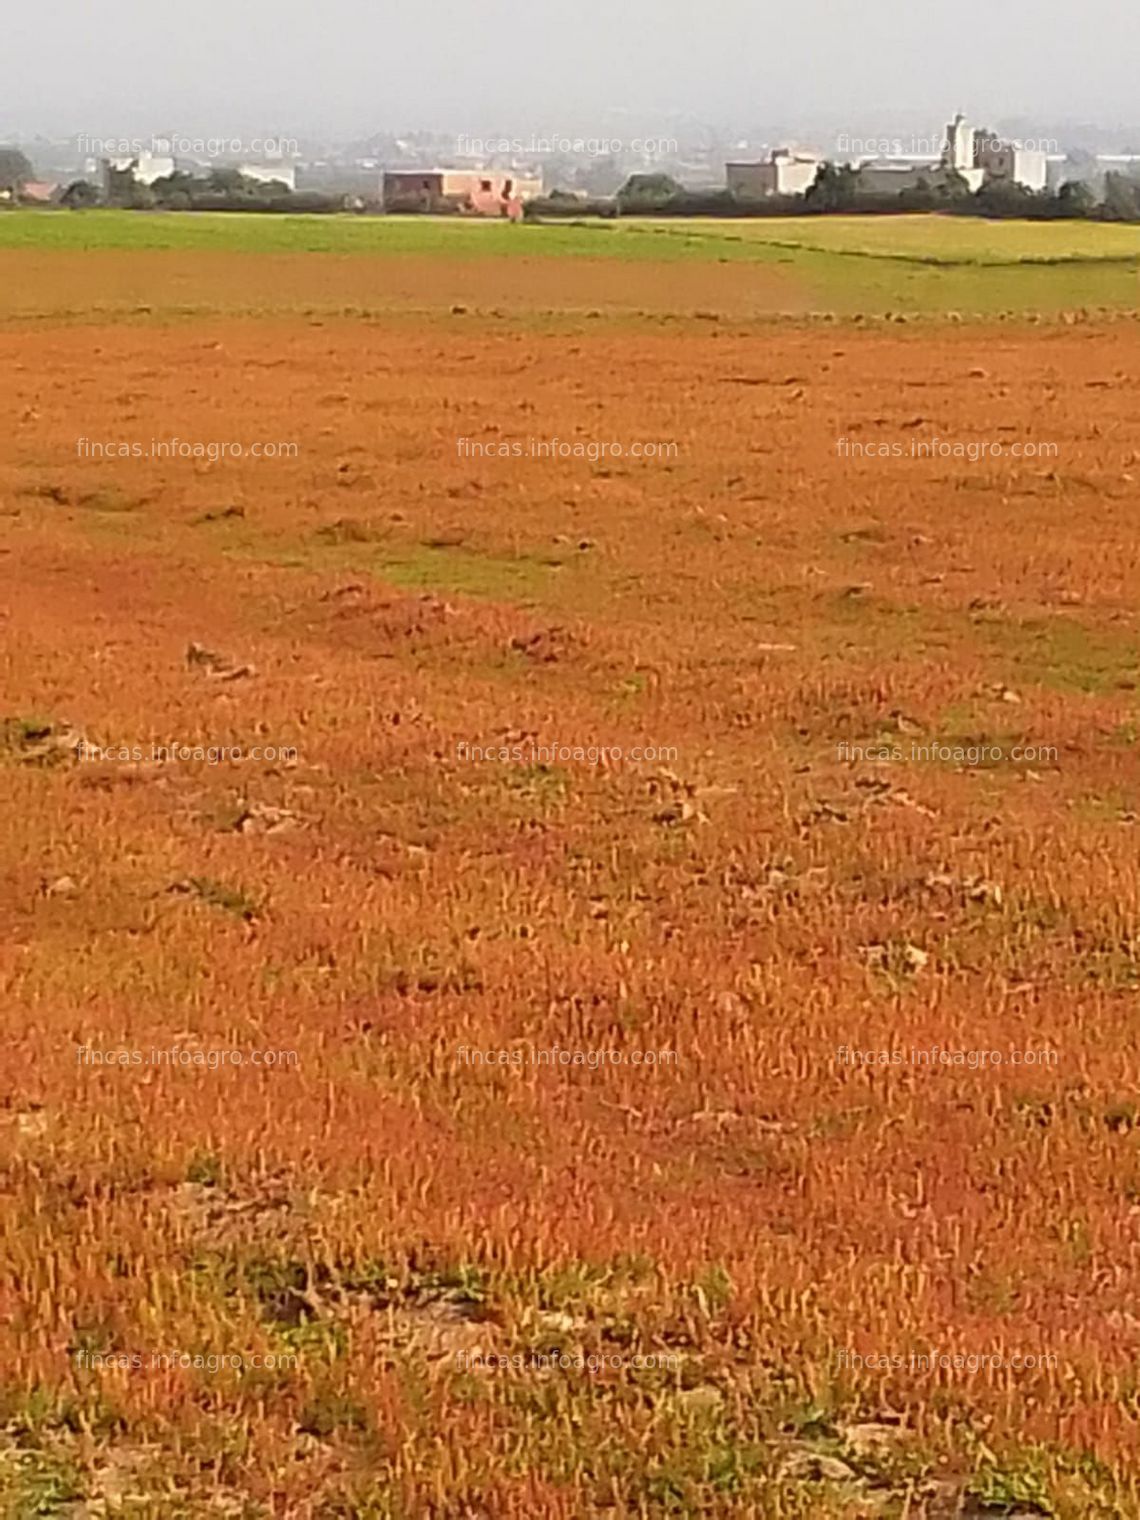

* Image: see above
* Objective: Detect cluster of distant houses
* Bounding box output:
[728,116,1052,200]
[381,113,1125,215]
[2,153,532,214]
[4,112,1135,214]
[0,151,299,205]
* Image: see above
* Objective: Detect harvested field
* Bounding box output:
[0,248,812,326]
[2,234,1140,1515]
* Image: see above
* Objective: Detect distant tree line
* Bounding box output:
[527,165,1140,222]
[101,165,346,213]
[26,163,352,213]
[4,139,1137,223]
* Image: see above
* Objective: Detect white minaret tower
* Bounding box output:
[944,113,976,171]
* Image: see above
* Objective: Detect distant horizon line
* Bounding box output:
[5,110,1140,149]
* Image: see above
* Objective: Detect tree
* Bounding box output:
[936,167,973,202]
[151,169,197,196]
[805,162,858,210]
[0,147,33,193]
[974,178,1040,218]
[104,162,138,207]
[616,172,683,211]
[60,179,101,209]
[1056,180,1095,218]
[206,166,250,196]
[1102,172,1140,222]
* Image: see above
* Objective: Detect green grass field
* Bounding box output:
[1,210,1138,319]
[4,209,1140,263]
[652,214,1140,264]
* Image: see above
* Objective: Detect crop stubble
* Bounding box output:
[1,280,1139,1513]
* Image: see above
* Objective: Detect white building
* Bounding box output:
[974,136,1048,192]
[727,149,821,199]
[850,114,1046,196]
[954,115,1048,190]
[103,151,176,186]
[856,163,952,195]
[238,161,297,191]
[944,113,975,172]
[852,118,983,196]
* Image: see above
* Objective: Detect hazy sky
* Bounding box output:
[7,0,1138,140]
